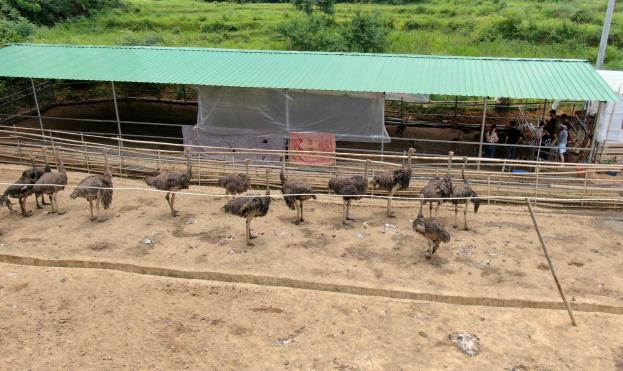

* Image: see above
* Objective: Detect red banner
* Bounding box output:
[288,132,336,166]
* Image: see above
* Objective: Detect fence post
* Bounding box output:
[14,125,22,165]
[197,152,201,186]
[581,170,589,207]
[157,150,162,170]
[534,163,540,206]
[49,130,58,167]
[487,175,491,205]
[81,133,90,173]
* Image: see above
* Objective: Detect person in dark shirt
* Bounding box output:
[546,109,557,137]
[506,120,522,159]
[539,129,555,161]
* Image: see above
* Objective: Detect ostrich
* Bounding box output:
[328,160,369,226]
[2,156,38,217]
[22,150,51,209]
[372,148,415,217]
[280,154,316,224]
[419,151,454,217]
[145,153,192,217]
[70,150,113,222]
[450,157,480,230]
[217,160,251,199]
[413,208,451,259]
[223,168,271,246]
[33,148,68,215]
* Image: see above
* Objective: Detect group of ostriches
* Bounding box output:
[2,148,480,259]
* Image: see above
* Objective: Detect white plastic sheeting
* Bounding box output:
[182,126,285,163]
[596,70,623,144]
[193,86,389,143]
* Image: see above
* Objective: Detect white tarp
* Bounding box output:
[596,70,623,144]
[193,86,389,143]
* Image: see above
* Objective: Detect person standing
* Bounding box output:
[546,109,558,138]
[558,124,569,162]
[484,124,498,158]
[506,120,522,159]
[539,129,555,161]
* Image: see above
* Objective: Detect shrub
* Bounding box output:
[342,11,390,53]
[202,21,239,33]
[276,14,345,51]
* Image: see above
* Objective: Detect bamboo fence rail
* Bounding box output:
[0,127,622,208]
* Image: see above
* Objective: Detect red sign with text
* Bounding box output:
[288,132,336,166]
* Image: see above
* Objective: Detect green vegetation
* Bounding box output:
[3,0,623,68]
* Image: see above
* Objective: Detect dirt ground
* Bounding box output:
[1,263,623,370]
[0,164,622,369]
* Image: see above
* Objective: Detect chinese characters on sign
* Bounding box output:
[288,132,336,166]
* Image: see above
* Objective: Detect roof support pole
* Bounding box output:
[380,93,385,161]
[477,97,487,170]
[111,81,123,177]
[30,78,45,139]
[589,102,604,162]
[596,0,616,69]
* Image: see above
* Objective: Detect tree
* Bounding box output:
[277,14,345,51]
[342,12,390,53]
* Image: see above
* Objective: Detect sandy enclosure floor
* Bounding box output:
[1,263,622,370]
[0,164,622,309]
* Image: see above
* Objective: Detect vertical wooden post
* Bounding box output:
[197,152,202,186]
[447,151,454,176]
[81,133,90,174]
[13,125,22,165]
[487,175,491,205]
[526,198,577,326]
[111,81,123,177]
[370,168,375,196]
[477,98,488,170]
[49,130,58,167]
[581,170,589,207]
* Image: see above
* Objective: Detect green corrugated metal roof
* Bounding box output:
[0,43,617,101]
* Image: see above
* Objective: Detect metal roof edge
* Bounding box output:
[6,43,591,63]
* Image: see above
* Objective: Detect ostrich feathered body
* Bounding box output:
[223,194,271,218]
[372,168,412,191]
[70,171,113,209]
[328,175,368,201]
[218,173,250,195]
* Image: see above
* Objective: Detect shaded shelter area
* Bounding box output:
[0,43,617,161]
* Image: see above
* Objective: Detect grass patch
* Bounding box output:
[29,0,623,68]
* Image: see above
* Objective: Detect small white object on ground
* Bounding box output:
[449,331,481,356]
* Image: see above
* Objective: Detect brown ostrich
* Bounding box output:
[33,148,68,215]
[449,157,480,230]
[372,148,415,217]
[145,153,192,217]
[413,208,451,259]
[223,168,271,246]
[419,151,454,217]
[70,150,113,222]
[280,154,315,224]
[217,160,251,199]
[328,160,369,226]
[2,156,38,217]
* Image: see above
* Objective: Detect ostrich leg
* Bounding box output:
[170,192,178,217]
[299,200,305,222]
[35,194,42,209]
[429,201,433,217]
[55,194,66,215]
[386,184,400,217]
[434,202,441,217]
[346,200,355,220]
[341,200,348,225]
[245,215,254,246]
[95,190,107,222]
[293,202,300,224]
[165,192,171,209]
[19,198,32,217]
[454,203,458,228]
[463,197,469,230]
[89,199,95,220]
[424,240,432,259]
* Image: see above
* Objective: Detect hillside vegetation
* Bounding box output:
[25,0,623,68]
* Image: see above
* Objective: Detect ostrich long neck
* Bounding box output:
[265,170,270,195]
[103,154,111,179]
[280,160,287,185]
[186,156,192,176]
